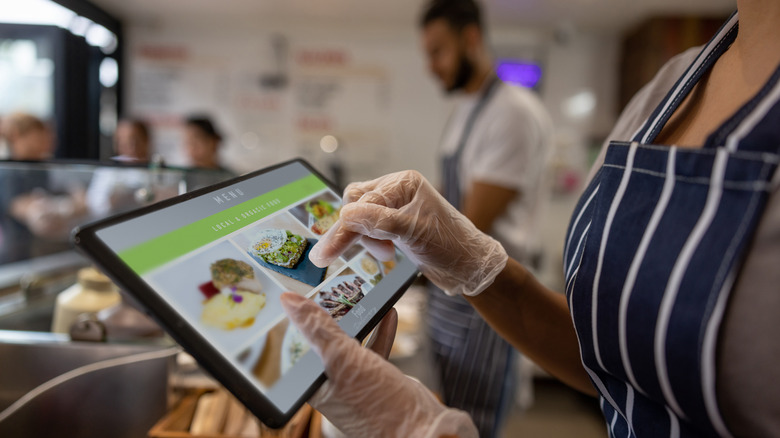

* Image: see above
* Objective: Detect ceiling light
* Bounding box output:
[99,57,118,87]
[0,0,75,28]
[563,90,596,120]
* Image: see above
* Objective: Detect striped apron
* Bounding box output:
[427,75,516,438]
[564,13,780,437]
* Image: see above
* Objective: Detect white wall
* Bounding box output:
[125,22,451,184]
[124,21,619,185]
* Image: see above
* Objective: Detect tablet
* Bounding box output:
[72,159,419,428]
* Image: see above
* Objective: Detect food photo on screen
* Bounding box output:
[230,211,345,295]
[144,241,289,358]
[288,192,342,236]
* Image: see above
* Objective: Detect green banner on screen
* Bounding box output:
[118,174,326,274]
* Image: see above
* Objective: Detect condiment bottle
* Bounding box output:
[51,266,122,334]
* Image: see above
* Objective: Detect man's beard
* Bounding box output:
[446,52,475,93]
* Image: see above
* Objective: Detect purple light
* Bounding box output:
[495,60,542,88]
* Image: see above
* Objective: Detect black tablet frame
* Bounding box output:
[72,158,419,428]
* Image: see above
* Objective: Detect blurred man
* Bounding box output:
[0,113,60,263]
[113,118,151,162]
[85,118,155,217]
[183,116,223,170]
[419,1,553,436]
[1,112,54,160]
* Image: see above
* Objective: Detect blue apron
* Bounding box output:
[564,13,780,437]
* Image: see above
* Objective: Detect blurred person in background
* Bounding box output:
[0,112,65,263]
[417,0,554,435]
[86,117,159,217]
[112,118,152,163]
[1,112,54,160]
[183,115,225,170]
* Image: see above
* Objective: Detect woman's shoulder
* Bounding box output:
[582,47,703,185]
[617,46,702,137]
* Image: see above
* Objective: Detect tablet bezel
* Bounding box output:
[72,158,419,428]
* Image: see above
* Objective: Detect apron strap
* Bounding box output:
[630,10,780,155]
[631,12,739,144]
[442,74,502,209]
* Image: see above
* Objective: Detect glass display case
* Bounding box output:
[0,160,234,331]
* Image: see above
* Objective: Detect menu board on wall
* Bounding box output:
[128,38,393,180]
[291,47,391,175]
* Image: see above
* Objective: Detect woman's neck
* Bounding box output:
[733,0,780,78]
[653,4,780,148]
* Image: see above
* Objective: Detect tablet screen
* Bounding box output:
[86,160,416,417]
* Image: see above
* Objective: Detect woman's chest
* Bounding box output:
[564,141,778,435]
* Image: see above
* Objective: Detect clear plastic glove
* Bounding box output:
[280,293,477,438]
[309,170,508,296]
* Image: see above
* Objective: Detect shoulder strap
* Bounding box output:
[453,75,502,158]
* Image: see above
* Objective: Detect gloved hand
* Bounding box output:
[281,293,477,438]
[309,170,508,296]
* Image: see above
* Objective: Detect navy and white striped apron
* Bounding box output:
[428,75,516,438]
[564,13,780,437]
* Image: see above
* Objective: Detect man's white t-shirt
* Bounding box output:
[439,80,553,260]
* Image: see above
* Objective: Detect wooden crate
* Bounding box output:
[149,389,314,438]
